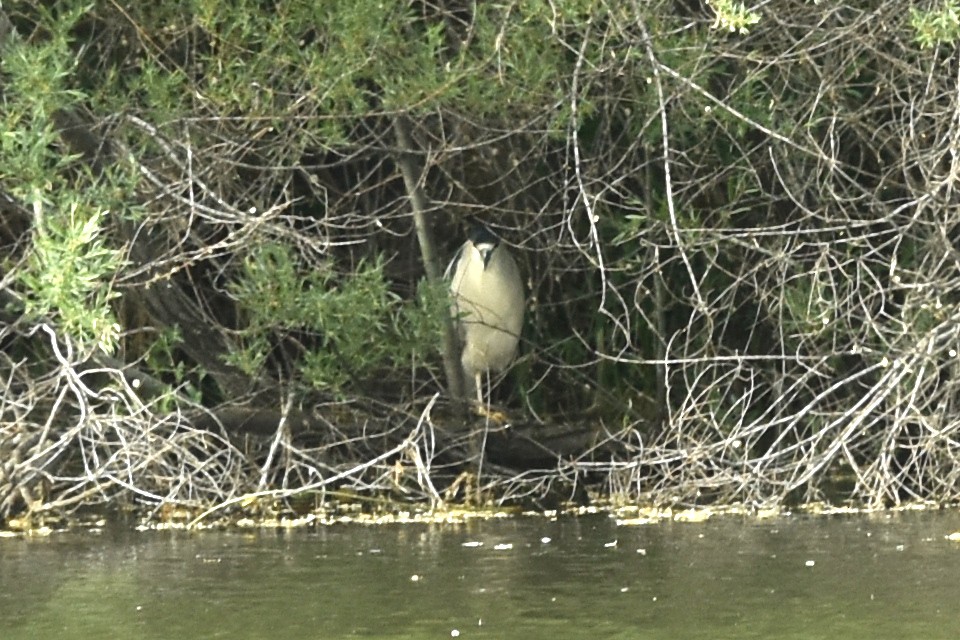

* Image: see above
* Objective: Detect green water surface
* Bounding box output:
[1,509,958,639]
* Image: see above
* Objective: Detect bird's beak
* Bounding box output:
[475,242,496,268]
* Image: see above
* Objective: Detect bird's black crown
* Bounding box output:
[468,221,500,247]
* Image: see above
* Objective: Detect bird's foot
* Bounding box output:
[444,470,478,504]
[472,403,511,426]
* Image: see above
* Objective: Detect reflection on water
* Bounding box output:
[1,510,959,639]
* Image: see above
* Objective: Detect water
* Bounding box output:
[1,510,959,639]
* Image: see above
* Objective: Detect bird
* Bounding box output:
[447,222,525,407]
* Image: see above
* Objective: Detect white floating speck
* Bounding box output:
[604,540,618,548]
[636,548,647,555]
[410,574,421,582]
[620,587,629,593]
[541,537,552,544]
[805,560,815,567]
[462,541,483,548]
[493,543,513,550]
[451,630,460,637]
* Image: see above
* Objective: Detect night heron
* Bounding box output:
[447,222,524,406]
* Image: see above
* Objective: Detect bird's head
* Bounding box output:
[468,222,500,268]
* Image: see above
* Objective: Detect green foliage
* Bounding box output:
[911,1,960,49]
[707,0,761,34]
[778,271,835,345]
[17,199,123,354]
[402,278,451,358]
[226,244,444,395]
[130,0,576,124]
[1,27,81,183]
[134,323,214,411]
[0,3,89,120]
[65,0,630,164]
[1,10,125,355]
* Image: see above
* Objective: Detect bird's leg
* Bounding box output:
[475,372,486,505]
[471,369,510,425]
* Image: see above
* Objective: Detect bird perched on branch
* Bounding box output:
[447,222,524,406]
